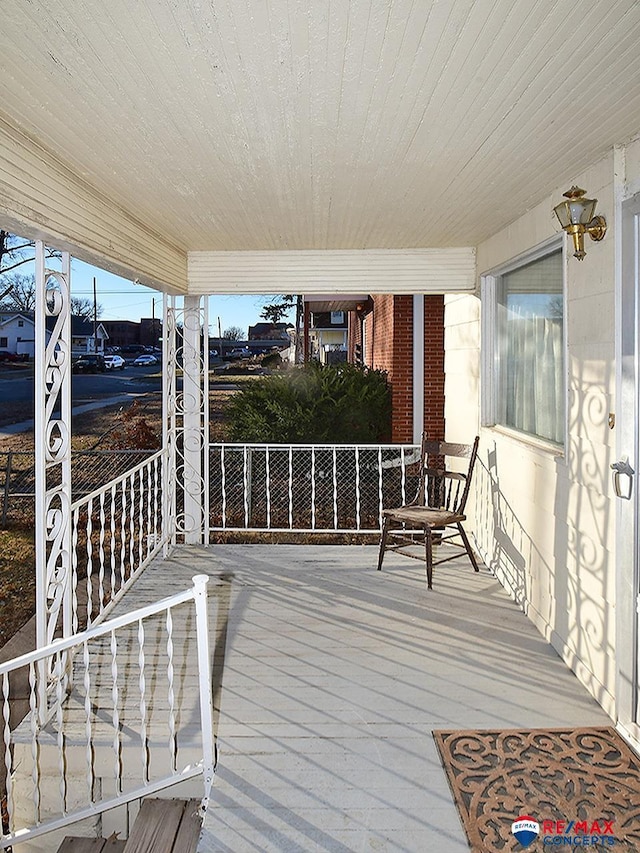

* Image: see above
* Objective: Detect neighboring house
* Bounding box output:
[101,317,162,349]
[248,321,292,341]
[139,317,162,347]
[0,312,42,358]
[99,319,140,348]
[353,295,445,445]
[66,316,108,355]
[303,295,446,445]
[307,310,348,363]
[0,312,108,357]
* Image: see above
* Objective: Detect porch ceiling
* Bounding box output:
[303,294,370,312]
[2,0,640,254]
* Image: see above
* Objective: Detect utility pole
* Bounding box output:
[93,276,98,353]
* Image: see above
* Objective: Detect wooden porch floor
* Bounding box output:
[119,542,611,853]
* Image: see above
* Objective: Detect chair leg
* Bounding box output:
[457,523,479,572]
[377,517,390,571]
[425,526,433,590]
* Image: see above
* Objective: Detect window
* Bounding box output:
[484,246,565,445]
[0,337,7,348]
[330,311,344,324]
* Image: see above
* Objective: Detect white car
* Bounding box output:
[104,354,125,370]
[133,354,158,366]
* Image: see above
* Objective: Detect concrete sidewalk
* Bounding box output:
[0,393,147,434]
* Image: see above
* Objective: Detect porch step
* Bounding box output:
[56,799,201,853]
[56,838,125,852]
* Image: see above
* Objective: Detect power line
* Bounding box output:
[71,290,157,296]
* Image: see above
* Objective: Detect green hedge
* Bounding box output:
[227,362,391,443]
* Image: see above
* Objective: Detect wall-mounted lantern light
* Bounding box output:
[553,186,607,260]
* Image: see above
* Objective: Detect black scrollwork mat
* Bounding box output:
[433,727,640,851]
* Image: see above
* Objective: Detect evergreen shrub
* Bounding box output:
[227,362,391,443]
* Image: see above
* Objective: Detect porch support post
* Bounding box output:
[179,295,209,544]
[35,241,72,715]
[163,294,177,554]
[412,294,424,443]
[303,302,310,362]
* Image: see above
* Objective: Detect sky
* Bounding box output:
[70,258,295,338]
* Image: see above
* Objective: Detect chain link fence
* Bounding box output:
[209,442,421,533]
[0,450,156,526]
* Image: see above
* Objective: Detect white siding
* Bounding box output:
[445,148,620,717]
[0,116,187,293]
[0,316,37,358]
[187,248,476,295]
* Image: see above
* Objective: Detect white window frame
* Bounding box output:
[481,236,567,451]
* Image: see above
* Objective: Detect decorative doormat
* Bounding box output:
[433,726,640,851]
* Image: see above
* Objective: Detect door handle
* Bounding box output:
[611,456,635,500]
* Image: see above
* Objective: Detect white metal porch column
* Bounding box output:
[412,294,425,444]
[163,294,209,546]
[34,242,73,681]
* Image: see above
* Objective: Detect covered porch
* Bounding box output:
[102,543,608,851]
[2,0,640,847]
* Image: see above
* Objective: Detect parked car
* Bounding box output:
[104,354,126,370]
[72,354,107,374]
[133,354,158,366]
[228,347,252,359]
[0,350,20,362]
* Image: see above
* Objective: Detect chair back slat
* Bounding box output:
[417,436,479,513]
[378,434,481,588]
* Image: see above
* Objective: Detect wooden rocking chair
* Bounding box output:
[377,435,480,589]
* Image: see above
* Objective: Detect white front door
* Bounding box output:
[617,193,640,738]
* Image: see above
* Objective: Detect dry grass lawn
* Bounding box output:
[0,380,240,649]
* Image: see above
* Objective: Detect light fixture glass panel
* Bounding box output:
[568,197,596,225]
[553,201,572,228]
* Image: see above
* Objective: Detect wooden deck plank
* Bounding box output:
[122,799,190,853]
[173,800,202,853]
[57,837,126,852]
[103,839,127,852]
[57,800,201,853]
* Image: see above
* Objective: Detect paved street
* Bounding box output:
[0,363,162,401]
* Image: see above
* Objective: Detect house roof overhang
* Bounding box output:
[303,295,371,313]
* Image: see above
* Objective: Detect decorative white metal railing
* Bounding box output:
[71,449,166,632]
[209,442,421,533]
[35,245,73,675]
[164,296,209,547]
[0,575,215,849]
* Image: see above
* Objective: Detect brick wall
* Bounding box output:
[363,295,411,442]
[423,296,445,441]
[361,295,445,443]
